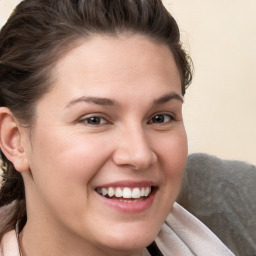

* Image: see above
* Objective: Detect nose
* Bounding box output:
[112,125,157,170]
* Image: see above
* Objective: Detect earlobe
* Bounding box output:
[0,107,30,172]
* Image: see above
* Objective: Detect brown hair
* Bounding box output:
[0,0,193,239]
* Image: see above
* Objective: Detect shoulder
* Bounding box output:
[179,153,256,220]
[178,153,256,255]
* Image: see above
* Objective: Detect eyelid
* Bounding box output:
[79,113,111,125]
[149,112,176,124]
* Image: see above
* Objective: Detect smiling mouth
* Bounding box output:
[96,186,154,202]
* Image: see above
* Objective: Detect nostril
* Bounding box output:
[151,151,157,163]
[112,131,157,169]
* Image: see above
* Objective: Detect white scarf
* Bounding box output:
[155,202,235,255]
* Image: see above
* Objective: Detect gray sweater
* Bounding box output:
[177,153,256,256]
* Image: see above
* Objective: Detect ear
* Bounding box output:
[0,107,30,172]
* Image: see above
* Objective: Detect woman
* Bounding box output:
[0,0,234,255]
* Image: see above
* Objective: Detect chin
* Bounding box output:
[95,223,159,252]
[100,237,154,253]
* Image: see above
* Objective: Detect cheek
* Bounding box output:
[27,132,114,224]
[157,130,187,192]
[33,128,108,171]
[29,129,113,203]
[158,129,187,168]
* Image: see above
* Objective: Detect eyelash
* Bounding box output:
[80,116,109,125]
[148,113,175,124]
[79,113,175,126]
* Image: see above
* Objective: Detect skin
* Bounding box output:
[1,35,188,256]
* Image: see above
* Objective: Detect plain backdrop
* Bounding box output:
[0,0,255,164]
[164,0,256,164]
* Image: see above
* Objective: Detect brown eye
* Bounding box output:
[151,114,174,124]
[83,116,107,125]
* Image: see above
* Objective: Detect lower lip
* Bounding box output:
[96,189,157,214]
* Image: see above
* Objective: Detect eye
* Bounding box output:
[149,114,174,124]
[81,116,108,125]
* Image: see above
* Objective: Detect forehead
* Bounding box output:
[48,34,181,103]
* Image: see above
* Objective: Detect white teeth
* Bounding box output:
[132,188,141,198]
[140,187,145,197]
[96,186,152,199]
[102,188,108,196]
[123,187,132,198]
[108,187,115,197]
[144,187,151,197]
[115,187,122,198]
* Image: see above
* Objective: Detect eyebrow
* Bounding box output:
[153,92,184,105]
[66,96,116,108]
[66,92,183,108]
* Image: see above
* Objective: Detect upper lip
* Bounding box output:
[95,180,158,189]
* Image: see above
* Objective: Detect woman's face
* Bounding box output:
[22,35,187,255]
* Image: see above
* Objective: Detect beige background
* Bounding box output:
[1,0,255,164]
